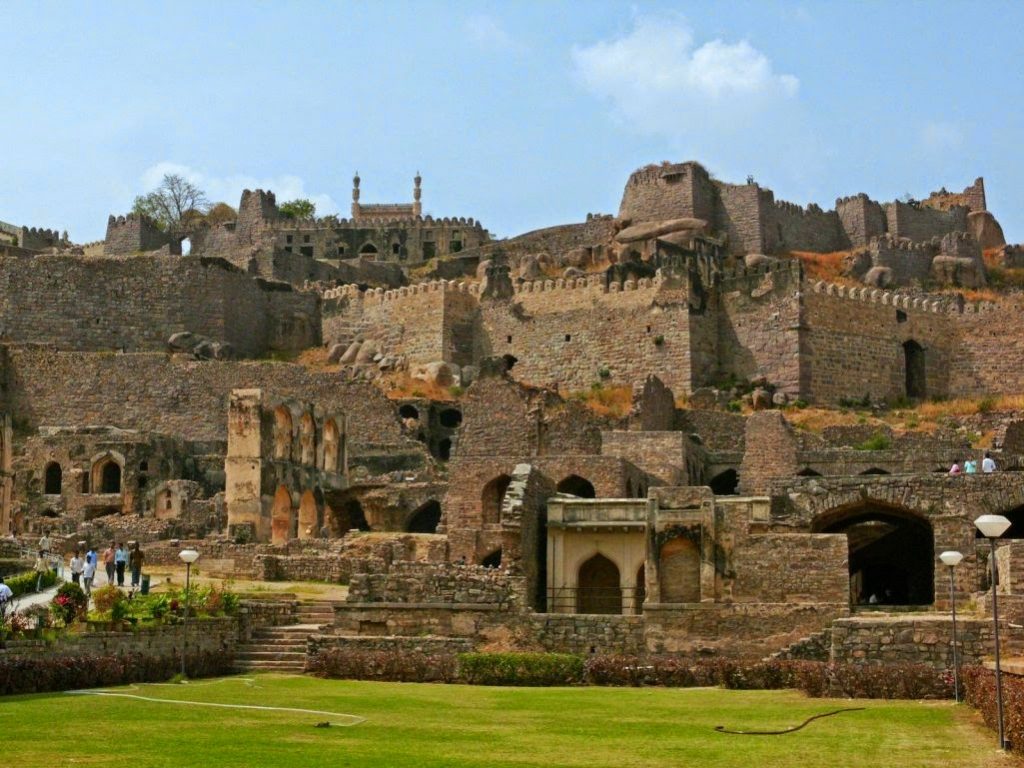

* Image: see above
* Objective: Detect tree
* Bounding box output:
[278,199,316,220]
[132,173,210,231]
[204,202,237,227]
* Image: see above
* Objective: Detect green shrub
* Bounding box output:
[653,335,665,347]
[309,649,457,683]
[977,396,997,414]
[5,569,58,598]
[91,585,124,615]
[597,366,611,380]
[457,653,584,686]
[50,583,87,626]
[854,432,891,451]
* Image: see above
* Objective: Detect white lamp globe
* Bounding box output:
[178,548,200,564]
[974,515,1011,539]
[939,550,964,567]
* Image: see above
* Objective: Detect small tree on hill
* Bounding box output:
[132,173,210,231]
[204,202,237,227]
[279,198,316,220]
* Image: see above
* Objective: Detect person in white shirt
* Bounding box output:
[82,558,96,598]
[982,452,997,473]
[0,577,12,604]
[39,531,51,554]
[69,551,85,586]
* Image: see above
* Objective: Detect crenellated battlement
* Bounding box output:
[275,214,483,230]
[809,279,996,314]
[870,234,935,253]
[773,199,827,217]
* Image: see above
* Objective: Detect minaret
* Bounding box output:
[351,172,361,220]
[413,171,422,217]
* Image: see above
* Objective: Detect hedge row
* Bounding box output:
[0,650,234,696]
[307,650,954,699]
[963,666,1024,755]
[4,570,59,599]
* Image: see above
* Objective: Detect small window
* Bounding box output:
[392,243,400,255]
[139,461,148,472]
[165,497,172,510]
[286,235,293,244]
[337,245,346,256]
[451,240,462,253]
[303,235,311,244]
[646,325,651,333]
[564,334,571,342]
[506,335,512,344]
[423,242,436,259]
[896,310,908,323]
[300,246,313,258]
[284,246,292,253]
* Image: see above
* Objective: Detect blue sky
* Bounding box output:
[2,1,1021,242]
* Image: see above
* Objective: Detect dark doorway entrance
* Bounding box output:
[904,340,926,399]
[577,553,622,614]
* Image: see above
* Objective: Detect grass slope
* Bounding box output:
[0,675,1008,768]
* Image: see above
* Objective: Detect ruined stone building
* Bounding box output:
[1,160,1023,665]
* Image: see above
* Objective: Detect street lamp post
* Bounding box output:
[974,514,1011,750]
[939,550,964,702]
[178,548,200,679]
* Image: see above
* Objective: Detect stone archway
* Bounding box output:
[709,469,738,495]
[44,462,62,495]
[812,501,934,605]
[323,419,340,473]
[577,553,621,614]
[297,489,320,539]
[270,486,293,545]
[273,406,293,460]
[481,474,512,526]
[556,475,596,498]
[407,500,442,533]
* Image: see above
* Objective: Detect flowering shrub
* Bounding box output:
[91,585,124,615]
[50,583,88,626]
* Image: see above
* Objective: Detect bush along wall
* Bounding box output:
[963,666,1024,755]
[0,650,234,696]
[307,650,955,699]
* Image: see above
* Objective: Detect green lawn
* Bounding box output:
[0,675,1007,767]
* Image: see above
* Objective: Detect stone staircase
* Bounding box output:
[233,600,337,674]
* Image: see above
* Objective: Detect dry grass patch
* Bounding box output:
[789,250,857,284]
[571,385,633,419]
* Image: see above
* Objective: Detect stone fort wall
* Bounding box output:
[0,252,318,357]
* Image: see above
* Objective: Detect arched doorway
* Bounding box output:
[359,243,379,259]
[813,502,934,605]
[659,536,700,602]
[44,462,62,495]
[323,419,340,473]
[556,475,595,498]
[270,486,293,545]
[297,489,319,539]
[481,548,502,568]
[407,500,442,533]
[904,340,926,399]
[96,459,122,494]
[439,408,462,428]
[330,495,370,534]
[300,411,315,465]
[273,406,292,460]
[481,474,512,526]
[709,469,738,495]
[577,553,621,614]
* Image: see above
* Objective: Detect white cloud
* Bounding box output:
[571,14,798,130]
[921,121,964,152]
[139,162,339,216]
[465,14,516,52]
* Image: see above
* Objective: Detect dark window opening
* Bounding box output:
[896,310,908,323]
[439,409,462,428]
[303,235,310,243]
[337,246,346,257]
[506,335,512,344]
[44,462,62,495]
[577,553,621,614]
[139,461,148,472]
[81,473,89,494]
[407,500,442,534]
[360,243,378,256]
[423,242,436,259]
[399,404,419,420]
[709,469,739,495]
[286,235,293,244]
[100,461,122,494]
[502,354,518,370]
[481,549,502,568]
[392,243,400,255]
[331,496,370,534]
[556,475,596,498]
[300,246,314,258]
[284,246,292,253]
[436,438,452,461]
[564,334,571,342]
[451,240,462,253]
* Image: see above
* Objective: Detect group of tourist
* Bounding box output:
[67,541,145,597]
[948,452,997,475]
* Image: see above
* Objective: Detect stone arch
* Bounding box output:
[659,536,700,603]
[330,494,370,535]
[860,467,890,475]
[270,485,293,545]
[398,404,419,420]
[709,469,739,495]
[481,548,502,568]
[438,408,462,428]
[297,489,320,539]
[90,453,123,494]
[273,406,293,461]
[577,553,622,614]
[797,467,822,477]
[407,500,442,533]
[904,339,926,399]
[323,418,340,473]
[812,501,934,605]
[359,242,379,257]
[300,411,315,466]
[481,474,512,526]
[44,462,62,495]
[556,475,596,498]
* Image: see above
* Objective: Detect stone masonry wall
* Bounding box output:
[836,195,887,248]
[829,616,996,667]
[886,202,968,243]
[0,252,318,357]
[733,533,848,603]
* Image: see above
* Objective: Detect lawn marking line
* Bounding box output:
[66,689,366,727]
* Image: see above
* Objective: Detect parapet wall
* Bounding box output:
[104,214,174,255]
[885,201,968,243]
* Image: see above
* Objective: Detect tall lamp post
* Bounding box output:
[974,514,1011,750]
[939,550,964,702]
[178,548,200,679]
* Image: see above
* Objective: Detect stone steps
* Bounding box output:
[233,616,325,673]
